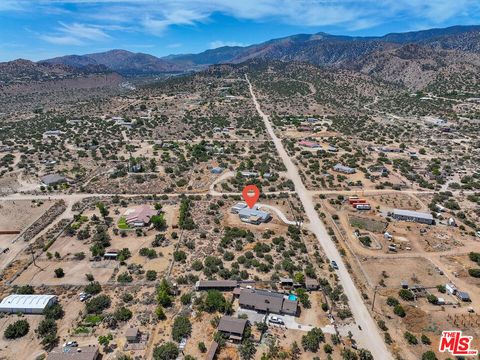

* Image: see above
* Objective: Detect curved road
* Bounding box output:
[246,75,391,359]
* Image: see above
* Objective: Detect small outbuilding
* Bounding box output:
[305,278,319,291]
[125,327,139,343]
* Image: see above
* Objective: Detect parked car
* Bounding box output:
[79,293,91,302]
[269,316,284,325]
[64,341,78,347]
[331,260,339,270]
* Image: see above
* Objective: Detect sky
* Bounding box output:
[1,0,480,62]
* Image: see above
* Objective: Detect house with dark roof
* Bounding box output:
[217,316,248,342]
[238,288,298,316]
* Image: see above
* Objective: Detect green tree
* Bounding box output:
[172,316,192,342]
[153,342,179,360]
[301,327,324,352]
[239,338,256,360]
[43,303,64,320]
[203,290,228,313]
[151,214,167,230]
[4,320,30,339]
[86,295,111,314]
[85,281,102,295]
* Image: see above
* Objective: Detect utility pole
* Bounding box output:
[30,243,39,268]
[372,285,379,311]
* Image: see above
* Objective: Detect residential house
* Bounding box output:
[391,209,434,225]
[48,346,99,360]
[333,163,356,174]
[238,288,298,316]
[123,205,158,227]
[217,316,248,342]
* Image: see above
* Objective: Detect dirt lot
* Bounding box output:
[0,314,44,359]
[0,200,54,270]
[361,257,446,289]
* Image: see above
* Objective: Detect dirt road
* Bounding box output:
[246,75,392,359]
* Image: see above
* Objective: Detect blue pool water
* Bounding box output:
[288,294,297,301]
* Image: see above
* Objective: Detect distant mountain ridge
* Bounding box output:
[40,49,184,76]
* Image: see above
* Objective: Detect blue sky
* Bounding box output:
[1,0,480,61]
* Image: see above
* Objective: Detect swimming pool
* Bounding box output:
[288,294,298,301]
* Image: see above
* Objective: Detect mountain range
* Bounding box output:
[2,25,480,91]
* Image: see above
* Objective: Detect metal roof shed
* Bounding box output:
[0,294,57,314]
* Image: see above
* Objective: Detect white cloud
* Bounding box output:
[38,22,111,45]
[209,40,245,49]
[6,0,480,40]
[167,43,182,48]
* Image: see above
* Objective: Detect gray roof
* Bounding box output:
[217,316,248,335]
[196,280,238,288]
[333,163,356,173]
[48,346,98,360]
[41,174,66,186]
[239,289,284,313]
[282,299,298,314]
[392,209,433,221]
[238,207,271,221]
[206,342,219,360]
[125,327,138,338]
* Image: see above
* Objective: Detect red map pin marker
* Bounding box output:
[242,185,260,208]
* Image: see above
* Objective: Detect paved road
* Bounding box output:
[246,75,392,359]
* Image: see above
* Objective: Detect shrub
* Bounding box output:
[421,351,437,360]
[117,272,133,283]
[386,297,399,306]
[146,270,157,281]
[54,268,64,278]
[14,285,34,294]
[4,320,29,339]
[421,334,431,345]
[155,306,166,320]
[198,342,207,353]
[393,304,406,317]
[173,250,187,262]
[399,289,415,301]
[180,293,192,305]
[114,307,133,322]
[468,268,480,278]
[404,331,418,345]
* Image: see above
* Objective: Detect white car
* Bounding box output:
[268,316,284,325]
[79,293,91,302]
[64,341,78,347]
